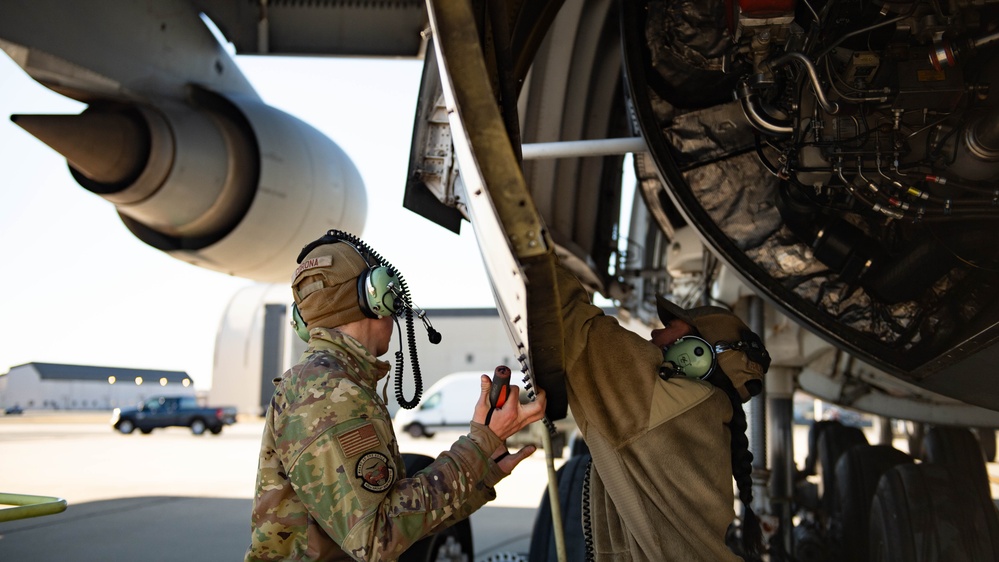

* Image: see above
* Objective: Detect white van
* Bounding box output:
[393,372,484,438]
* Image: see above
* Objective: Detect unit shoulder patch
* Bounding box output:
[355,452,395,492]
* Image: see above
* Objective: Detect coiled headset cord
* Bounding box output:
[322,229,439,410]
[393,310,424,409]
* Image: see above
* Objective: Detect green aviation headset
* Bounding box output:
[291,302,310,342]
[660,334,769,383]
[290,231,405,342]
[660,336,718,380]
[289,229,440,409]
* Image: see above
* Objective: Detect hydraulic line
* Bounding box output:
[765,52,840,115]
[737,80,795,135]
[839,164,999,221]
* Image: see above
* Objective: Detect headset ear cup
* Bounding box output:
[662,336,717,379]
[356,268,379,319]
[291,303,311,342]
[358,266,401,318]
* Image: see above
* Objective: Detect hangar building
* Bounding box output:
[209,284,518,416]
[0,363,195,411]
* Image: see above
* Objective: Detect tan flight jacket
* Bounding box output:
[554,262,742,561]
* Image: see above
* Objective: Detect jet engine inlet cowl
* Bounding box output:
[13,87,367,283]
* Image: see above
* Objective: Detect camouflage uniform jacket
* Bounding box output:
[246,327,505,561]
[553,262,741,562]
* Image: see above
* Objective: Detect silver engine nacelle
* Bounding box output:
[13,88,366,283]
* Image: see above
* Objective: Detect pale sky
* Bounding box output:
[0,52,495,390]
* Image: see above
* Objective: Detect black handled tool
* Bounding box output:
[485,365,511,425]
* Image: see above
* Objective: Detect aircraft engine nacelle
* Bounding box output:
[13,89,366,283]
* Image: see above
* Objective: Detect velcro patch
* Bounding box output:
[292,255,334,283]
[356,452,394,492]
[337,423,381,458]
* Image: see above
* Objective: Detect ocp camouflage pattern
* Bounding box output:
[246,327,504,561]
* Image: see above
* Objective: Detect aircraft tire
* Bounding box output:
[817,422,868,515]
[528,453,590,562]
[869,463,999,562]
[833,445,913,562]
[400,453,474,562]
[923,425,991,500]
[802,420,840,476]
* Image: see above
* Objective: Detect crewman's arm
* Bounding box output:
[283,382,504,561]
[276,364,544,560]
[408,371,544,532]
[550,257,666,441]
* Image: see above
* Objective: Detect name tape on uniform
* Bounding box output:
[292,255,334,283]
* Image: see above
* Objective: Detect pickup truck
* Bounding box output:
[111,395,237,435]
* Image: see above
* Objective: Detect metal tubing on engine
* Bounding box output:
[766,52,840,115]
[973,30,999,50]
[737,81,795,135]
[521,137,648,160]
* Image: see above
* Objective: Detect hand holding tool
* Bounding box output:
[485,365,511,425]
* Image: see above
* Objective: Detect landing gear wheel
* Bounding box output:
[817,422,868,514]
[400,453,474,562]
[528,453,591,562]
[802,420,848,476]
[869,463,999,561]
[923,426,991,500]
[833,445,913,561]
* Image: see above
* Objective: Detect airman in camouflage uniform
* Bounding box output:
[246,236,546,561]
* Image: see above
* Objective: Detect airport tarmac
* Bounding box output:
[3,412,998,561]
[0,412,561,561]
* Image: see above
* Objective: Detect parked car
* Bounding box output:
[394,372,482,438]
[111,395,236,435]
[4,404,24,415]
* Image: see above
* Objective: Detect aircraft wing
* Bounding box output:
[1,0,393,282]
[193,0,428,58]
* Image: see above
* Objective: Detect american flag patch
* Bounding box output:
[337,423,381,458]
